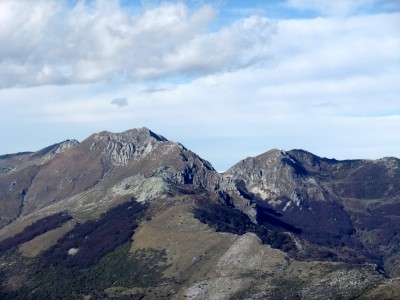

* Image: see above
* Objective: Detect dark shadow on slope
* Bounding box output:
[193,199,299,255]
[42,199,147,270]
[0,213,72,252]
[281,156,309,176]
[216,191,235,207]
[256,205,302,234]
[235,180,301,233]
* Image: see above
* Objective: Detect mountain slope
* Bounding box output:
[0,128,399,299]
[218,148,400,275]
[0,128,216,227]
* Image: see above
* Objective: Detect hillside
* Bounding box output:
[0,128,399,299]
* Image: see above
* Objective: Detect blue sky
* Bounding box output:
[0,0,399,171]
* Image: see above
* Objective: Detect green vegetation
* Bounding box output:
[1,243,170,299]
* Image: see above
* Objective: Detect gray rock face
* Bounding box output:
[89,128,168,166]
[220,149,326,209]
[54,139,80,153]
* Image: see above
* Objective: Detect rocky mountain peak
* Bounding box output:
[375,157,400,176]
[57,139,80,151]
[220,148,326,212]
[31,139,79,159]
[87,127,168,166]
[94,127,167,143]
[224,149,282,175]
[39,139,80,161]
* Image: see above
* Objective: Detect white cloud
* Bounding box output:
[0,0,275,87]
[0,2,399,170]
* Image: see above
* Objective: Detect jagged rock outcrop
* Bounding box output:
[220,149,326,209]
[88,128,168,166]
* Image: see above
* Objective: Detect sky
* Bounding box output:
[0,0,399,171]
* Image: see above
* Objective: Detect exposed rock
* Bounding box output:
[89,127,167,166]
[0,128,399,299]
[185,233,384,300]
[216,233,288,277]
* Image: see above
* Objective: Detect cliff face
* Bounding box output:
[0,128,399,299]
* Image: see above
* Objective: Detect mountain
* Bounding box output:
[218,149,400,273]
[0,128,399,299]
[0,128,215,226]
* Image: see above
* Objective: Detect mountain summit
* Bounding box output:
[0,128,399,299]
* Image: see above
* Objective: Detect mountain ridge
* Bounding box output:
[0,127,399,299]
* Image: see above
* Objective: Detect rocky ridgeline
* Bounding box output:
[84,127,217,188]
[1,127,400,299]
[0,128,219,228]
[39,139,80,163]
[89,128,168,166]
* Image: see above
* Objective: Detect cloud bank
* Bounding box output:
[0,0,274,87]
[0,0,399,170]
